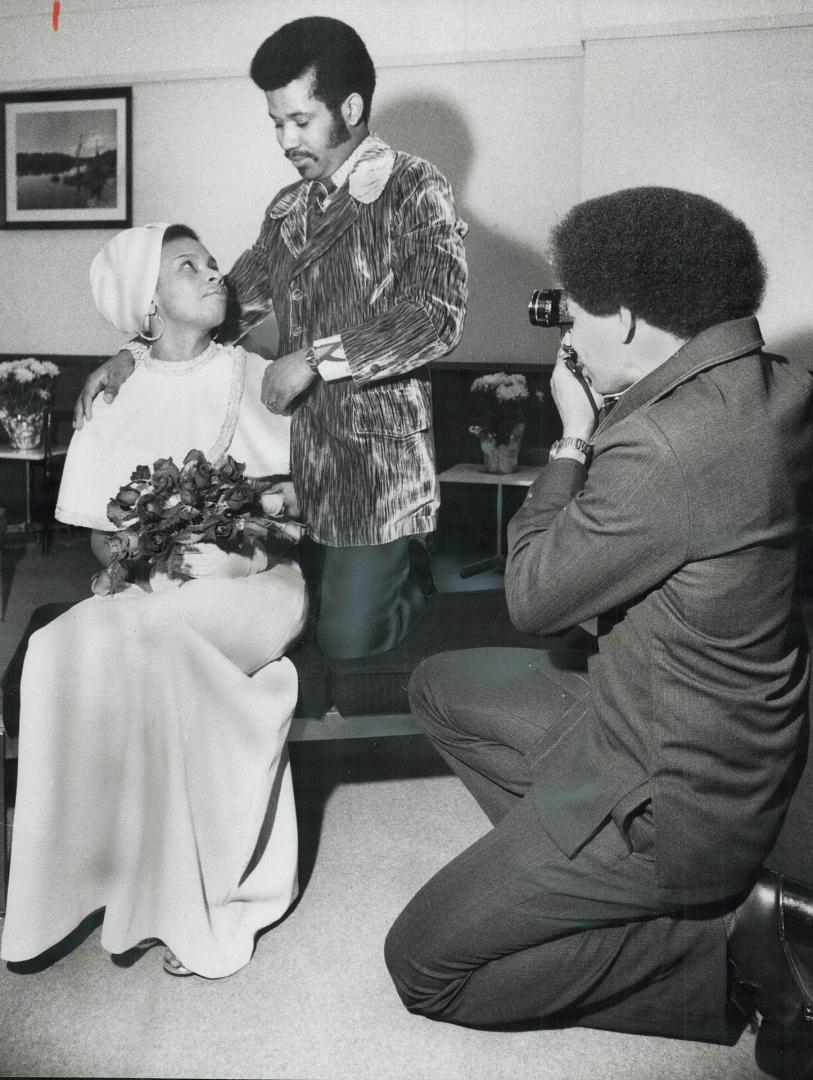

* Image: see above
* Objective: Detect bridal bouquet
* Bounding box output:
[92,450,300,595]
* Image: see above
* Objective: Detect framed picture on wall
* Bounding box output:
[0,86,132,229]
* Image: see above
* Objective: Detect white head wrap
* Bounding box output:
[90,223,170,333]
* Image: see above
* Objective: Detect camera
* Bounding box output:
[527,289,605,420]
[528,288,580,375]
[527,288,598,420]
[528,288,572,329]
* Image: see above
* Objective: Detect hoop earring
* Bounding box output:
[140,303,165,343]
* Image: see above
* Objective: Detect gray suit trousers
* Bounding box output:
[384,647,739,1044]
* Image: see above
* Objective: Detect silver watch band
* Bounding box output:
[304,346,321,373]
[549,436,592,461]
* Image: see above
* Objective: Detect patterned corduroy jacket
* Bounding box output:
[227,134,468,547]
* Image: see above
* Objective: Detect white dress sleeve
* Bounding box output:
[226,346,292,476]
[55,395,136,530]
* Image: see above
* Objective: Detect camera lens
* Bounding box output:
[528,288,570,328]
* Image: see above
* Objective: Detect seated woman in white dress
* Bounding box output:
[0,223,308,979]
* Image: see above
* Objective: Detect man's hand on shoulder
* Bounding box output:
[73,348,137,429]
[261,348,318,415]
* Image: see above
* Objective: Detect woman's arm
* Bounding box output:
[90,529,112,566]
[90,528,152,590]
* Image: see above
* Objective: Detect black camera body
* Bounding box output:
[528,288,572,329]
[528,288,592,395]
[527,289,604,420]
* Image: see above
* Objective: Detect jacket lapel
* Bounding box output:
[290,184,360,277]
[276,185,307,260]
[269,134,395,274]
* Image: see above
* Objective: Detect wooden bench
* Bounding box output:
[0,588,590,912]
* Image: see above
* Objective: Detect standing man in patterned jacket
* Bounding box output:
[75,16,468,660]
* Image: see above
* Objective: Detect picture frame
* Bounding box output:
[0,87,132,230]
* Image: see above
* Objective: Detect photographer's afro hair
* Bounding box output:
[550,187,766,338]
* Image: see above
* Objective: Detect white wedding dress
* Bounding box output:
[0,343,308,978]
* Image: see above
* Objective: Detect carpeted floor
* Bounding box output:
[0,530,766,1079]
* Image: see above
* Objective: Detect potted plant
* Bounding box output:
[469,372,536,474]
[0,357,60,450]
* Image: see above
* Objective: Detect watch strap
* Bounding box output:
[549,436,592,461]
[304,346,321,373]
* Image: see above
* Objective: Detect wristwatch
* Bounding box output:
[304,346,321,373]
[549,436,593,462]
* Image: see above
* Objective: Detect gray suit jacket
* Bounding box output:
[228,135,468,546]
[506,317,813,904]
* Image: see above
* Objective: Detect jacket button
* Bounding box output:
[290,325,302,338]
[290,287,303,302]
[369,363,381,374]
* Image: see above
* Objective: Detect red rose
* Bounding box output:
[224,481,256,513]
[91,569,113,596]
[139,523,175,560]
[217,455,246,482]
[191,514,236,544]
[136,493,169,524]
[105,529,140,560]
[115,484,141,508]
[151,457,181,493]
[107,498,136,527]
[180,451,215,493]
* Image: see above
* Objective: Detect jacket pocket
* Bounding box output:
[610,782,655,862]
[351,378,431,439]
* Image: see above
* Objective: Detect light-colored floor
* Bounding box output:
[1,740,761,1080]
[0,531,767,1079]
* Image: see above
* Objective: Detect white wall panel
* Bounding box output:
[0,3,810,365]
[580,26,813,364]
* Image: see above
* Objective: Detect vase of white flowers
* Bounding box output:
[469,372,534,474]
[0,357,60,450]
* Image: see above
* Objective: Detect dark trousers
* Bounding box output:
[302,535,433,660]
[384,647,736,1044]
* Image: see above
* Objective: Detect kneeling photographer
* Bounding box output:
[385,186,813,1078]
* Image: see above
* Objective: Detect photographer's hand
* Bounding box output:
[550,341,603,443]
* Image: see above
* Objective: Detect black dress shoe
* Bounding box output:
[754,1018,813,1080]
[729,870,813,1026]
[728,871,813,1077]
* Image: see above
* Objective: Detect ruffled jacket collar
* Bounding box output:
[268,133,396,220]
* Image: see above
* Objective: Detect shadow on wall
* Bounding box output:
[375,95,560,366]
[775,327,813,374]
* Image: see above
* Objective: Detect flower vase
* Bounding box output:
[479,422,525,474]
[0,409,45,450]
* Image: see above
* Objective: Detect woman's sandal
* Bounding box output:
[162,947,195,977]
